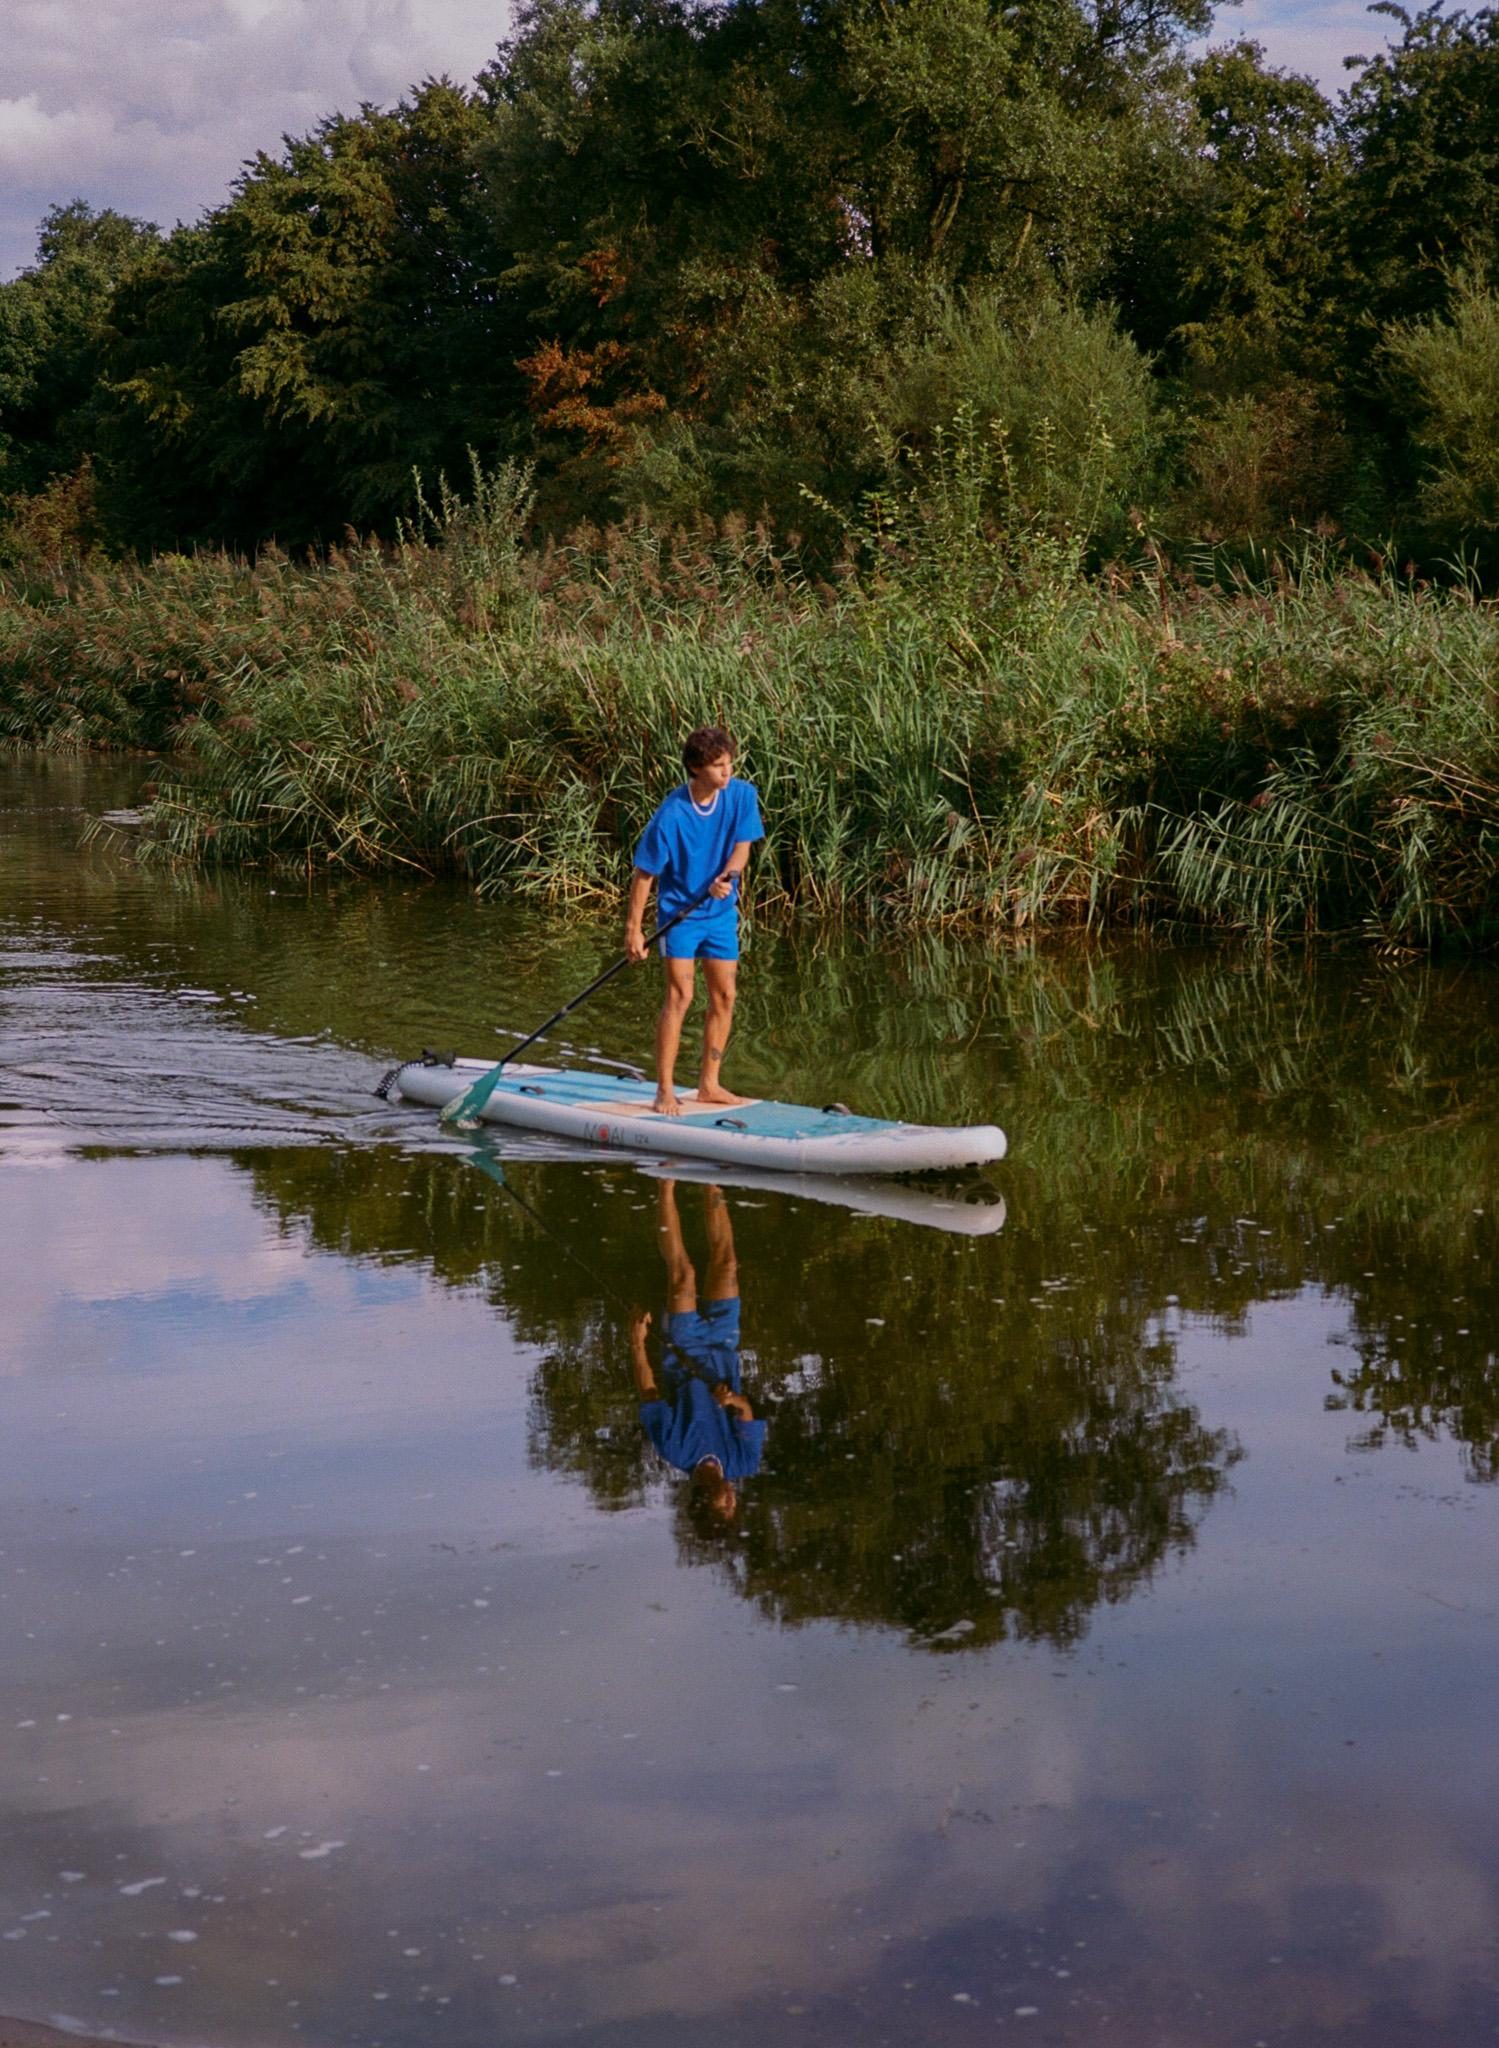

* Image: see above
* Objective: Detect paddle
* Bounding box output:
[462,1149,726,1388]
[438,875,723,1129]
[465,1148,632,1303]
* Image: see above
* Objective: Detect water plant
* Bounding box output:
[5,454,1497,948]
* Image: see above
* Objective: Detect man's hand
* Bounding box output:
[624,924,649,963]
[711,843,752,902]
[712,1385,753,1420]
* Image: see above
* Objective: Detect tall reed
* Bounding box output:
[5,451,1496,947]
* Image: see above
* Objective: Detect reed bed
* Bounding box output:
[4,479,1496,946]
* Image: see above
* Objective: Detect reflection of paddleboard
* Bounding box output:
[392,1056,1007,1179]
[466,1132,1006,1235]
[632,1155,1006,1235]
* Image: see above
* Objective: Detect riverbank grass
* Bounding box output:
[3,490,1496,946]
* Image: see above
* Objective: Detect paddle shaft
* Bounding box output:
[504,876,723,1067]
[467,1150,634,1309]
[466,1151,719,1384]
[440,874,726,1124]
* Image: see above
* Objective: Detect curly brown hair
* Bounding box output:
[682,725,736,771]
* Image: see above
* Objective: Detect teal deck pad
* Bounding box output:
[474,1067,901,1138]
[675,1100,897,1140]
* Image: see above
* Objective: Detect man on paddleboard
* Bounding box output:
[623,725,764,1116]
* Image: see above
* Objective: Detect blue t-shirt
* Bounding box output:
[639,1380,766,1480]
[633,779,765,924]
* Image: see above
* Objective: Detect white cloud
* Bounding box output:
[1202,0,1400,94]
[1,0,511,277]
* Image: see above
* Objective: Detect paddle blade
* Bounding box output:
[463,1148,508,1189]
[438,1065,503,1128]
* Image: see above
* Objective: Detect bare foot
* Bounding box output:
[653,1090,684,1116]
[694,1084,749,1107]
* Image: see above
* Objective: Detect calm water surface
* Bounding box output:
[1,753,1497,2048]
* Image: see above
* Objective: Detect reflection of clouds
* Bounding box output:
[1,1155,327,1377]
[6,1587,1495,2041]
[0,1538,1105,2031]
[0,1135,69,1170]
[10,1154,293,1298]
[0,1154,427,1388]
[1371,1833,1494,1976]
[1085,1760,1497,2030]
[1,1157,1496,2042]
[14,1690,473,1835]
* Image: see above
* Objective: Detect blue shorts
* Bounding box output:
[664,1299,742,1386]
[660,918,738,963]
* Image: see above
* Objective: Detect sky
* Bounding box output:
[0,0,1400,283]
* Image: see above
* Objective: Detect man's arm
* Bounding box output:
[629,1310,658,1397]
[624,868,655,961]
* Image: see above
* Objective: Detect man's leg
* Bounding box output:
[700,1184,738,1304]
[655,1180,697,1312]
[695,957,745,1107]
[654,955,696,1114]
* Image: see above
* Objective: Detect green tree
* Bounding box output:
[105,82,517,550]
[1325,7,1499,548]
[473,0,859,521]
[0,202,160,521]
[1338,2,1499,330]
[18,0,1453,552]
[475,0,1216,526]
[1172,40,1339,389]
[1098,41,1360,545]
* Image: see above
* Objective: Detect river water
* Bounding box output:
[1,752,1496,2048]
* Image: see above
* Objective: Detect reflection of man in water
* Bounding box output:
[629,1180,765,1522]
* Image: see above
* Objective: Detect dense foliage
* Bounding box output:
[3,459,1493,947]
[3,1,1499,564]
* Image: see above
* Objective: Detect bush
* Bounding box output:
[880,294,1160,546]
[1383,276,1499,559]
[1169,385,1353,546]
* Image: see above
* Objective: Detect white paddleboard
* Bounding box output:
[392,1056,1007,1178]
